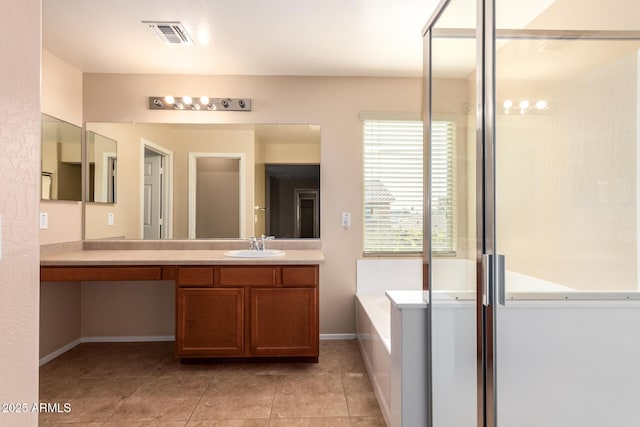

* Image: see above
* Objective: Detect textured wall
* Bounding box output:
[0,0,41,425]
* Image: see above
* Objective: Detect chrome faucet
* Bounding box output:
[248,237,258,251]
[248,235,275,251]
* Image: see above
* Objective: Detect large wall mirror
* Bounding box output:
[41,114,82,201]
[84,122,320,240]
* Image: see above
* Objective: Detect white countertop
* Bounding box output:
[40,240,324,266]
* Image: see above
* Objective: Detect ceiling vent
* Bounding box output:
[143,21,193,45]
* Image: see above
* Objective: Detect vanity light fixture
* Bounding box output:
[501,99,550,115]
[148,96,252,111]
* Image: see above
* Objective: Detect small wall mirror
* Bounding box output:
[41,114,82,201]
[87,131,117,203]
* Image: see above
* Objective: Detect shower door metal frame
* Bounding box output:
[477,0,498,425]
[422,0,496,426]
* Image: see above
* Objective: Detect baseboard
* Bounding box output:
[80,335,175,343]
[39,339,81,366]
[41,334,350,366]
[39,336,175,366]
[320,333,356,340]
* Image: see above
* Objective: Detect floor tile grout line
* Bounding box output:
[268,373,280,423]
[182,366,218,424]
[340,367,354,418]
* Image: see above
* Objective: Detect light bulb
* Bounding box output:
[519,100,530,110]
[535,100,548,110]
[200,96,209,105]
[182,96,192,105]
[503,100,513,109]
[164,95,175,104]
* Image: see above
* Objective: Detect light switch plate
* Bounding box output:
[39,212,48,229]
[107,212,115,226]
[0,216,2,260]
[341,212,351,227]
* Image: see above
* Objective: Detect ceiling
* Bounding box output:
[42,0,441,77]
[43,0,640,80]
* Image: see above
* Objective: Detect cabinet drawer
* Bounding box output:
[281,266,318,287]
[40,266,162,282]
[177,267,214,287]
[218,266,276,287]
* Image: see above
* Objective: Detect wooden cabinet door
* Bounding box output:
[250,288,318,357]
[176,288,244,357]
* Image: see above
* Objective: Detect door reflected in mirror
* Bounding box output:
[41,114,82,201]
[84,122,320,240]
[266,165,320,239]
[87,131,117,203]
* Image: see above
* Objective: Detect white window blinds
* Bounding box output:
[430,121,456,255]
[363,119,456,255]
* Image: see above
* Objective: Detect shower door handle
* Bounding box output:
[482,254,493,307]
[497,254,505,306]
[483,254,506,307]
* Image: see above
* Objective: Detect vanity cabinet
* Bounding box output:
[175,264,319,361]
[176,288,244,356]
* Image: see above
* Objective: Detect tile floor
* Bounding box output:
[39,340,386,426]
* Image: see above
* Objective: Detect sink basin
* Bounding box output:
[224,249,285,258]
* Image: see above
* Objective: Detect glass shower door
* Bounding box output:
[493,1,640,425]
[427,0,478,425]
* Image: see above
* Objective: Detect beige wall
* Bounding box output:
[42,50,83,124]
[81,282,174,338]
[40,50,84,245]
[0,0,40,423]
[196,158,241,238]
[496,51,638,291]
[40,282,81,358]
[262,140,321,164]
[82,74,422,334]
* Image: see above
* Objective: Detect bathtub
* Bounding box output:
[356,258,640,427]
[355,259,422,426]
[356,293,392,423]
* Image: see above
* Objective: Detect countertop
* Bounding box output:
[40,240,325,266]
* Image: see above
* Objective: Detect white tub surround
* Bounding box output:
[387,290,428,427]
[356,258,423,426]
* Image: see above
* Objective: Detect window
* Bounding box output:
[363,119,456,255]
[430,121,456,255]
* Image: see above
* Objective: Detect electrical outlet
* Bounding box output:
[39,212,49,229]
[341,212,351,228]
[107,213,115,226]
